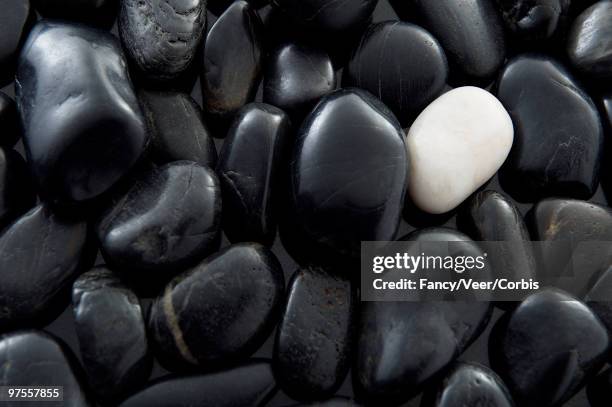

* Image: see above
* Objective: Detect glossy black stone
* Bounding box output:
[411,0,506,82]
[489,288,609,407]
[119,0,206,84]
[497,55,604,201]
[496,0,570,41]
[0,148,36,229]
[119,361,277,406]
[16,21,148,205]
[0,331,90,406]
[97,162,222,283]
[0,205,90,330]
[567,1,612,82]
[202,1,264,122]
[0,0,33,86]
[344,21,448,126]
[139,91,217,168]
[263,43,336,119]
[33,0,119,27]
[290,89,408,261]
[72,267,152,402]
[587,367,612,407]
[217,103,290,245]
[274,267,354,401]
[0,92,20,147]
[149,244,284,370]
[421,362,515,407]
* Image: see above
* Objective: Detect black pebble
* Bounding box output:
[16,21,148,206]
[0,92,21,147]
[217,103,290,245]
[0,0,33,86]
[139,91,217,168]
[0,148,36,229]
[497,55,603,201]
[344,21,448,126]
[72,267,152,402]
[587,367,612,407]
[33,0,119,27]
[149,244,284,371]
[496,0,571,41]
[274,267,355,401]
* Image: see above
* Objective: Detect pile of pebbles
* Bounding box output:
[0,0,611,406]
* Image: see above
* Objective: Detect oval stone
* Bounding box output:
[202,1,264,122]
[149,244,284,370]
[33,0,118,27]
[421,362,515,407]
[16,21,148,205]
[344,21,448,126]
[0,92,20,147]
[0,331,90,406]
[567,1,612,82]
[0,205,90,330]
[0,148,36,229]
[96,162,222,283]
[290,88,408,260]
[119,361,277,407]
[217,103,290,245]
[0,0,33,86]
[119,0,206,83]
[72,267,152,402]
[489,288,609,407]
[407,87,513,214]
[263,42,336,119]
[497,0,570,41]
[587,367,612,407]
[274,267,355,401]
[497,55,604,201]
[139,91,217,168]
[411,0,506,81]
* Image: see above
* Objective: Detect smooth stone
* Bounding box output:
[497,55,604,201]
[0,92,20,147]
[411,0,506,81]
[202,1,264,122]
[72,267,152,402]
[139,91,217,168]
[217,103,290,245]
[270,0,378,35]
[96,162,222,283]
[119,361,277,406]
[285,398,362,407]
[119,0,206,83]
[290,88,408,260]
[263,42,336,119]
[496,0,570,41]
[587,367,612,407]
[274,268,355,401]
[0,148,36,229]
[0,205,90,330]
[421,362,515,407]
[585,265,612,338]
[407,86,513,214]
[149,244,284,370]
[489,288,609,407]
[344,21,448,126]
[0,330,90,406]
[16,21,148,205]
[0,0,33,86]
[567,1,612,82]
[33,0,118,27]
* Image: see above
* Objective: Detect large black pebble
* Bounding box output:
[202,1,263,123]
[421,362,515,407]
[274,268,354,401]
[587,367,612,407]
[496,0,571,41]
[489,288,609,407]
[33,0,119,27]
[289,89,408,261]
[263,43,336,120]
[344,21,448,126]
[16,21,148,205]
[217,103,290,245]
[139,91,217,168]
[119,361,277,407]
[410,0,506,82]
[72,267,152,402]
[0,148,36,229]
[0,205,90,330]
[0,330,90,406]
[96,162,222,283]
[0,92,21,147]
[149,244,284,370]
[497,55,603,201]
[119,0,206,84]
[0,0,33,86]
